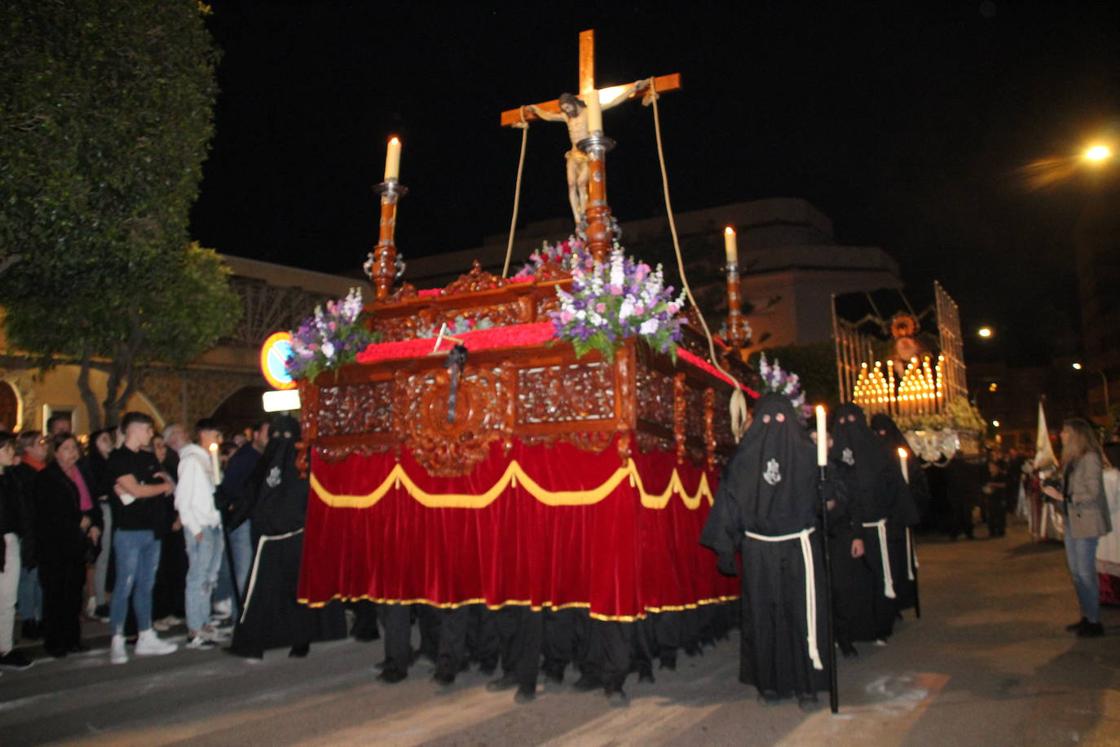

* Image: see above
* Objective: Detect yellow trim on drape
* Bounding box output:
[296,593,740,622]
[310,458,715,511]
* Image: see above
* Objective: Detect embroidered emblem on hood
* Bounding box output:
[841,448,855,466]
[266,466,282,489]
[763,458,782,486]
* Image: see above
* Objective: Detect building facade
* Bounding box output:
[0,255,362,435]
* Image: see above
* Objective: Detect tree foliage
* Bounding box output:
[0,1,237,428]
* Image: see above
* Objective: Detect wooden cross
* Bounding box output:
[499,29,681,127]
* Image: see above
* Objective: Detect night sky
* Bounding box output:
[190,2,1120,364]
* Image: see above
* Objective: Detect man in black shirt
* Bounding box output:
[106,412,179,664]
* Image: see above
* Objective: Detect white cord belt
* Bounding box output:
[861,519,896,599]
[905,527,919,581]
[744,527,823,671]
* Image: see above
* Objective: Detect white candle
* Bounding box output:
[384,136,401,181]
[724,226,738,265]
[209,442,221,485]
[815,405,827,467]
[586,90,603,133]
[898,447,909,484]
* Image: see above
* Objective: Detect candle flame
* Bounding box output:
[815,405,825,416]
[388,136,400,146]
[724,226,736,237]
[898,447,907,459]
[208,443,218,453]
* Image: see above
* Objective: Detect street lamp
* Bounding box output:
[1071,362,1111,417]
[1082,144,1113,164]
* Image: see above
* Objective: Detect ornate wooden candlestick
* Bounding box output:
[577,131,616,263]
[725,259,748,350]
[724,227,748,350]
[370,178,407,300]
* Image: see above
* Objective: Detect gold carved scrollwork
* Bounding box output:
[397,365,513,477]
[517,362,614,424]
[317,382,393,437]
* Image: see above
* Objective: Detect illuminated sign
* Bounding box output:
[260,332,296,391]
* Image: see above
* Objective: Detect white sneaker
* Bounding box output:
[199,624,230,642]
[135,630,178,657]
[110,635,128,665]
[186,635,217,650]
[211,598,233,621]
[84,597,97,619]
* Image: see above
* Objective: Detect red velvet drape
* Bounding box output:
[298,438,739,619]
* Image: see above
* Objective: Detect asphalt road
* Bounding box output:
[1,520,1117,746]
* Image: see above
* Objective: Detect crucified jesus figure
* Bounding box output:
[526,81,648,230]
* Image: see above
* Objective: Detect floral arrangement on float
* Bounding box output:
[286,287,378,381]
[512,236,586,281]
[547,241,687,362]
[757,352,811,419]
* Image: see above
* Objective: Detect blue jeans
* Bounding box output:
[215,520,253,617]
[1063,532,1100,623]
[185,526,224,632]
[109,530,162,635]
[17,566,41,623]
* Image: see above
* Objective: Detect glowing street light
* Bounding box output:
[1083,144,1113,164]
[977,326,993,339]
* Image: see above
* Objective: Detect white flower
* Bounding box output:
[609,251,625,288]
[619,299,635,321]
[639,318,660,335]
[589,312,604,326]
[321,341,336,359]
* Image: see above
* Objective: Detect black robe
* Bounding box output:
[869,414,924,612]
[830,403,907,640]
[822,458,877,645]
[230,422,345,657]
[701,393,829,699]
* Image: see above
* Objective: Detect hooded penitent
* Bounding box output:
[701,392,828,700]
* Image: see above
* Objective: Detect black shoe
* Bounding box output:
[433,668,456,686]
[637,664,654,684]
[605,685,629,707]
[377,667,407,684]
[571,673,602,692]
[1066,617,1088,632]
[1077,622,1105,638]
[514,686,536,704]
[0,650,34,670]
[44,647,68,660]
[94,604,110,620]
[839,641,859,658]
[478,661,497,677]
[353,630,380,642]
[20,621,42,641]
[288,643,310,658]
[486,673,519,691]
[659,654,677,671]
[542,666,564,685]
[798,693,821,712]
[68,642,89,653]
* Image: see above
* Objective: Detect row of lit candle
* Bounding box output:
[851,356,946,417]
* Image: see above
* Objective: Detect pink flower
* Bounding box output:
[595,302,606,313]
[608,284,623,296]
[559,311,573,324]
